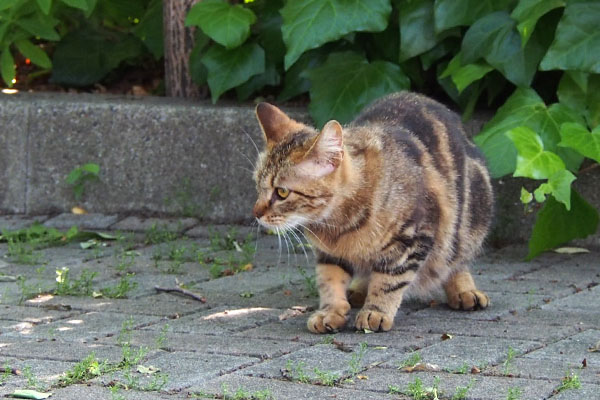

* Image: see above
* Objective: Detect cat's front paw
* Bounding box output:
[307,302,350,333]
[447,289,489,311]
[355,309,394,332]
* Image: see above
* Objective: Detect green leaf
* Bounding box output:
[398,0,437,61]
[0,47,15,87]
[15,39,52,69]
[0,0,20,11]
[533,169,576,209]
[81,163,100,175]
[307,51,410,127]
[189,31,210,86]
[185,0,256,49]
[60,0,91,12]
[278,49,327,102]
[527,190,598,260]
[588,75,600,128]
[201,42,265,103]
[506,126,565,180]
[557,71,588,116]
[474,88,584,178]
[51,29,143,86]
[16,13,60,41]
[511,0,565,46]
[559,123,600,164]
[132,0,163,59]
[281,0,392,69]
[461,11,546,87]
[440,52,493,93]
[9,389,52,399]
[36,0,52,14]
[540,2,600,73]
[433,0,514,32]
[236,62,280,101]
[520,187,533,204]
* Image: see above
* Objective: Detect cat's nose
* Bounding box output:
[253,202,267,218]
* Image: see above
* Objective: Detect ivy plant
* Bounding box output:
[185,0,600,259]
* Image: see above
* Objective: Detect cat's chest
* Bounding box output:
[307,228,385,266]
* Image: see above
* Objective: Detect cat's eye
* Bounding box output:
[276,187,290,199]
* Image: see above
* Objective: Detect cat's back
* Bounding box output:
[351,92,493,265]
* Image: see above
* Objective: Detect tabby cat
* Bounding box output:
[252,92,493,333]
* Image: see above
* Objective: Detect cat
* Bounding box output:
[252,92,493,333]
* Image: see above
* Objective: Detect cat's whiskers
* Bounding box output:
[283,222,309,266]
[241,127,260,158]
[236,149,257,171]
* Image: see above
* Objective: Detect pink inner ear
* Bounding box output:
[296,157,336,178]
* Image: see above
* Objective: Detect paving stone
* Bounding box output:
[98,329,307,359]
[403,336,542,371]
[548,382,600,399]
[185,223,256,239]
[142,305,283,335]
[238,343,394,382]
[95,351,259,391]
[111,216,199,232]
[26,292,208,317]
[390,313,579,342]
[523,330,600,364]
[484,356,600,384]
[43,213,119,230]
[0,311,161,342]
[0,215,49,231]
[0,337,123,362]
[191,374,404,400]
[541,284,600,311]
[48,384,178,400]
[339,367,558,400]
[0,357,75,390]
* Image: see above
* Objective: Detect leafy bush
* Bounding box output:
[186,0,599,258]
[0,0,162,88]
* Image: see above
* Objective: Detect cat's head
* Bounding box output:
[252,103,344,230]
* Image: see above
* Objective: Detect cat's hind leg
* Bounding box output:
[307,263,352,333]
[444,269,489,310]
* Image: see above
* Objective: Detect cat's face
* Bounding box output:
[252,103,344,230]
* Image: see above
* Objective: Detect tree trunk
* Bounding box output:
[163,0,203,99]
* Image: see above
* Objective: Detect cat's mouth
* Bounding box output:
[256,215,306,232]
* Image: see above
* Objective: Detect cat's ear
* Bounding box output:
[296,120,344,178]
[255,102,301,147]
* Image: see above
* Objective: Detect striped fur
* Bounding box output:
[253,93,493,333]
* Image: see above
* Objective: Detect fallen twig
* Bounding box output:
[0,366,21,375]
[154,286,206,303]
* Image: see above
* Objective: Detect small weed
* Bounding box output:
[451,379,475,400]
[66,163,100,201]
[209,227,239,251]
[155,324,169,349]
[398,352,422,369]
[506,387,522,400]
[313,367,339,386]
[320,335,335,345]
[143,372,169,391]
[6,238,42,264]
[114,250,138,272]
[239,291,254,298]
[221,383,273,400]
[110,385,126,400]
[284,360,311,384]
[556,371,581,393]
[15,273,46,305]
[503,346,516,375]
[348,342,368,376]
[1,362,13,384]
[117,318,149,368]
[447,362,470,374]
[297,266,318,297]
[405,376,440,400]
[101,274,138,298]
[145,223,178,245]
[166,244,187,274]
[57,352,107,386]
[1,224,78,252]
[54,267,97,296]
[389,384,402,395]
[22,365,42,390]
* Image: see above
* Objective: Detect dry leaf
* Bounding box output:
[589,340,600,353]
[356,375,368,380]
[71,206,87,215]
[553,247,589,254]
[441,333,453,341]
[137,365,160,374]
[471,366,481,374]
[241,263,253,271]
[401,362,441,373]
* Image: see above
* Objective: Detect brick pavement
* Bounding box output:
[0,214,598,399]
